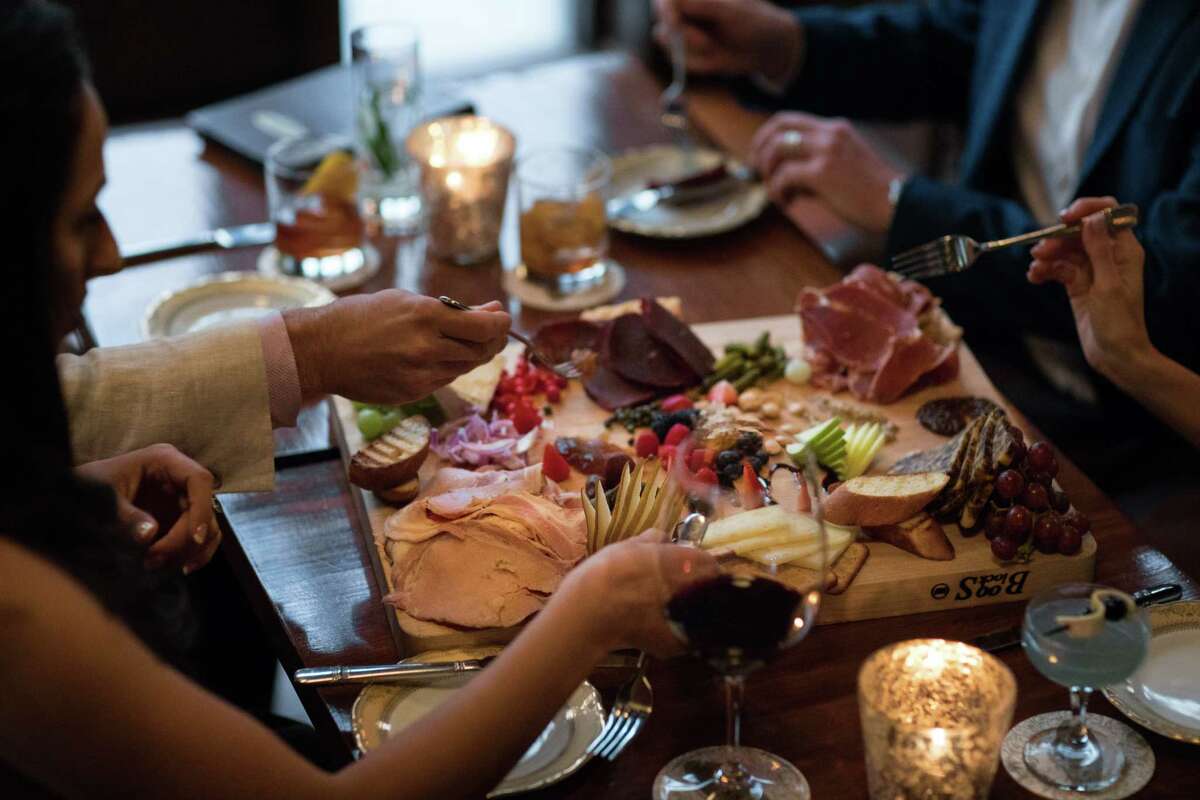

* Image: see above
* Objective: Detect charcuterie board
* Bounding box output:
[332,313,1094,654]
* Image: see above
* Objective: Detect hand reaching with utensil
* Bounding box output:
[75,443,220,574]
[283,290,511,405]
[1028,197,1200,449]
[561,529,719,658]
[652,0,802,83]
[749,111,904,233]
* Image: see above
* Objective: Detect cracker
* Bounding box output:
[826,542,869,595]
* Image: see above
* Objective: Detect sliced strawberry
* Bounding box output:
[695,467,718,485]
[635,430,660,459]
[707,380,738,406]
[739,462,764,509]
[661,394,694,412]
[541,445,570,482]
[664,422,691,447]
[658,445,677,469]
[511,402,542,434]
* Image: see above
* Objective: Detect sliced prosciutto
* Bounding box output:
[797,264,960,403]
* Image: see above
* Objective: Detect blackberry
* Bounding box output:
[736,431,762,454]
[715,449,742,469]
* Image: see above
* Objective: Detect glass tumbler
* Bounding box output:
[265,134,368,283]
[516,147,611,292]
[352,23,424,235]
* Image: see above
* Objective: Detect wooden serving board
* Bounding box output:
[331,314,1095,654]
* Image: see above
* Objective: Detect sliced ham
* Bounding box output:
[381,466,586,630]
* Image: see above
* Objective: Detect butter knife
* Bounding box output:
[121,221,276,267]
[294,653,641,687]
[606,162,755,220]
[970,582,1182,653]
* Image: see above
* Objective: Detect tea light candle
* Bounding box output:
[407,116,515,264]
[858,639,1016,800]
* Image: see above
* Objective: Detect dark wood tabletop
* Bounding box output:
[89,51,1199,798]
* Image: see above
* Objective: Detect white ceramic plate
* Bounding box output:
[608,144,766,238]
[1104,600,1200,744]
[142,271,336,340]
[352,673,604,796]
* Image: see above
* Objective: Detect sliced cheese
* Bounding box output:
[433,354,505,419]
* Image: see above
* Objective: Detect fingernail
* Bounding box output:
[145,556,165,570]
[182,564,194,576]
[193,524,207,544]
[136,520,156,541]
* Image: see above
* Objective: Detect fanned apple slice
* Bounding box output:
[594,480,612,552]
[607,462,639,546]
[581,486,597,554]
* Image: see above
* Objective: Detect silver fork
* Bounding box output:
[891,203,1139,280]
[436,295,581,379]
[660,27,696,169]
[587,651,652,761]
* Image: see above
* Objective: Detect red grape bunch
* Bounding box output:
[984,427,1090,562]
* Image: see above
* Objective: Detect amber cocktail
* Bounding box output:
[516,147,611,290]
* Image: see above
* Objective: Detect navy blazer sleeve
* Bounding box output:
[779,0,980,122]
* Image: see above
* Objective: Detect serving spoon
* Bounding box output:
[436,295,582,379]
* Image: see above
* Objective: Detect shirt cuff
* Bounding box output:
[257,311,303,428]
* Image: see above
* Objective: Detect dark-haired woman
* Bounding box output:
[0,2,717,796]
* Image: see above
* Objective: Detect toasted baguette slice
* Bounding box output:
[823,472,949,526]
[373,477,420,506]
[349,416,430,491]
[864,512,955,561]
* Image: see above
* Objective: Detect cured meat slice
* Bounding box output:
[799,300,895,372]
[866,333,954,404]
[583,363,658,410]
[640,298,715,376]
[824,282,918,337]
[601,313,697,388]
[554,437,633,487]
[530,319,602,365]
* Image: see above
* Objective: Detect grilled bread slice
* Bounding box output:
[864,512,955,561]
[349,416,431,491]
[823,472,949,527]
[373,477,421,506]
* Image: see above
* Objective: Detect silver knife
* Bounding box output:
[970,582,1182,653]
[121,222,276,267]
[606,162,755,220]
[293,652,642,687]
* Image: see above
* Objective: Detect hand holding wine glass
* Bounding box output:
[654,441,830,800]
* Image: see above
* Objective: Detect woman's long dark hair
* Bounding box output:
[0,2,189,644]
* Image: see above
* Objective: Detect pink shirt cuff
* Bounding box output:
[257,312,303,428]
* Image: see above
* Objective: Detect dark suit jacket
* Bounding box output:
[777,0,1200,374]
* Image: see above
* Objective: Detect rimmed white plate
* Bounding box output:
[1104,600,1200,744]
[352,656,604,796]
[142,271,336,340]
[608,144,766,238]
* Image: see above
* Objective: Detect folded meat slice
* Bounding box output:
[419,464,544,518]
[866,332,956,404]
[384,532,566,629]
[824,281,918,338]
[798,289,895,372]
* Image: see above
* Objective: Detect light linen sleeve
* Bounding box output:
[57,322,276,492]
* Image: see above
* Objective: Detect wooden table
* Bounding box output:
[88,51,1198,797]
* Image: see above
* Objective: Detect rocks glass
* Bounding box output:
[858,639,1016,800]
[516,147,611,291]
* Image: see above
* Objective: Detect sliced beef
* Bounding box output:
[640,298,715,376]
[530,319,602,365]
[601,313,697,388]
[583,364,658,410]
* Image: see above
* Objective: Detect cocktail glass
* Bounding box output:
[1017,583,1150,792]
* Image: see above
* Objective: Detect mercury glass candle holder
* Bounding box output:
[858,639,1017,800]
[406,115,515,264]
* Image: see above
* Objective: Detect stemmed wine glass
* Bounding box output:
[1015,583,1150,792]
[654,441,829,800]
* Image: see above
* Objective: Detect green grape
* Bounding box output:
[380,409,406,432]
[357,407,386,440]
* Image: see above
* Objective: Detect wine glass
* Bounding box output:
[1016,583,1150,792]
[653,441,829,800]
